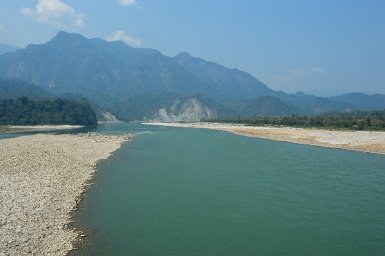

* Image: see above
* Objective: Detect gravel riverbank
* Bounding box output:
[0,133,132,256]
[145,122,385,155]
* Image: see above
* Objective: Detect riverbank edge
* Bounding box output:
[144,122,385,155]
[67,133,136,254]
[0,133,134,256]
[0,125,85,133]
[65,148,122,256]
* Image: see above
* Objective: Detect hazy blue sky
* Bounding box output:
[0,0,384,96]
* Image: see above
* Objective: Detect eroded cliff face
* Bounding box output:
[148,98,217,122]
[98,111,119,123]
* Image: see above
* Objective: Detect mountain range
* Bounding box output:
[0,31,384,121]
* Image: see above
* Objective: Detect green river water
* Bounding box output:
[74,122,385,256]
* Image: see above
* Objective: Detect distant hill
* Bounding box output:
[331,93,385,110]
[0,78,52,99]
[0,44,18,55]
[0,31,384,120]
[240,96,304,116]
[277,92,352,114]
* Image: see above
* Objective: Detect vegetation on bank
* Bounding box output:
[205,110,385,131]
[0,97,97,126]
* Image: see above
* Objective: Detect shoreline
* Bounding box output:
[0,133,133,256]
[0,125,85,133]
[144,122,385,155]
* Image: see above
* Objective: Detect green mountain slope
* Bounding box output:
[331,93,385,110]
[0,32,384,120]
[0,78,52,99]
[0,32,212,105]
[241,96,304,116]
[174,52,274,100]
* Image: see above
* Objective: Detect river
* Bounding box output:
[74,122,385,256]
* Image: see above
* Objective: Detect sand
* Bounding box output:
[145,122,385,155]
[0,133,132,256]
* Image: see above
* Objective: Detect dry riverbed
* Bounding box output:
[145,122,385,155]
[0,133,132,256]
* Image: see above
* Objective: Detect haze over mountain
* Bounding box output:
[331,93,385,111]
[0,78,52,99]
[0,32,383,121]
[174,52,273,100]
[0,44,19,56]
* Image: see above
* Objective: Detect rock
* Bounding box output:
[0,133,132,255]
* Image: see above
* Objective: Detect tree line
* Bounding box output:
[205,110,385,131]
[0,97,97,126]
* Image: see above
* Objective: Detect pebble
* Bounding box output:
[0,133,132,256]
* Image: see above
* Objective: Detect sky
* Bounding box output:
[0,0,384,96]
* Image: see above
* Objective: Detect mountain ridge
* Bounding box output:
[0,31,383,120]
[0,44,19,55]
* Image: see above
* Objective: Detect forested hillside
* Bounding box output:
[0,97,97,126]
[208,110,385,131]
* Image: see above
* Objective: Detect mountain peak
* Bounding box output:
[55,31,84,38]
[174,52,192,60]
[48,31,88,44]
[56,31,70,37]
